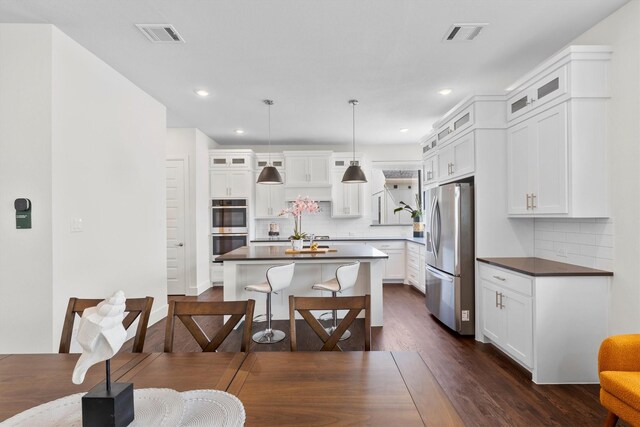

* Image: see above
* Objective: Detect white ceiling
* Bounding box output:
[0,0,629,146]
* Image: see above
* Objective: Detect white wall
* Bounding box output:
[0,24,54,353]
[0,24,169,353]
[570,0,640,334]
[167,128,214,295]
[194,130,212,292]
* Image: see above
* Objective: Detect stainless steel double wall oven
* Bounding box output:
[211,199,248,257]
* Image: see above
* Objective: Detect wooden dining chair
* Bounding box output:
[164,300,255,352]
[59,296,154,353]
[289,294,370,351]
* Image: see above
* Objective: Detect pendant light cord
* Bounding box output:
[264,99,274,165]
[268,102,271,164]
[352,101,356,162]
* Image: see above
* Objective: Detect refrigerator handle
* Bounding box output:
[426,265,454,282]
[433,198,441,258]
[429,196,438,259]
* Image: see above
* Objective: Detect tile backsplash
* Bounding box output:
[254,202,412,239]
[534,218,614,271]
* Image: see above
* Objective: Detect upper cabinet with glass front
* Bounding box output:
[209,149,254,169]
[506,45,611,124]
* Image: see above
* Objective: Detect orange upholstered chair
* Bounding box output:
[598,334,640,426]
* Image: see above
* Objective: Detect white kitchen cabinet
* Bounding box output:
[435,106,474,146]
[437,132,475,183]
[406,242,425,293]
[507,103,568,215]
[480,264,534,369]
[331,157,363,218]
[210,170,252,198]
[255,153,285,170]
[284,152,331,186]
[423,153,437,187]
[479,261,609,383]
[209,150,253,169]
[507,66,567,122]
[255,172,286,218]
[506,46,610,218]
[368,241,405,282]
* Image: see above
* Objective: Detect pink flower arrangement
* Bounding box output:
[279,195,320,239]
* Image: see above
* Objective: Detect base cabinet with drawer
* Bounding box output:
[478,261,610,384]
[367,241,405,282]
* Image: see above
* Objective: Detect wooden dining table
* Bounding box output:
[0,351,462,426]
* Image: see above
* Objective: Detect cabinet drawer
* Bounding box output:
[406,254,419,268]
[479,264,532,296]
[406,242,421,256]
[369,241,405,251]
[406,267,420,284]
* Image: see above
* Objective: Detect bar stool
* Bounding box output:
[245,262,295,344]
[312,261,360,340]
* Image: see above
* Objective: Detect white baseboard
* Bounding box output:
[187,280,212,296]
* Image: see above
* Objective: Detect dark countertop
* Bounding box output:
[217,244,389,262]
[477,257,613,277]
[251,236,426,245]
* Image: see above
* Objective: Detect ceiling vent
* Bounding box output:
[443,23,487,42]
[135,24,185,43]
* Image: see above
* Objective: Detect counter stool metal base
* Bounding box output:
[318,301,351,341]
[325,325,351,340]
[251,293,286,344]
[252,328,285,344]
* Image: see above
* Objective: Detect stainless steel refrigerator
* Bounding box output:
[424,182,475,335]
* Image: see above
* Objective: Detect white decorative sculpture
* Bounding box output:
[72,291,127,385]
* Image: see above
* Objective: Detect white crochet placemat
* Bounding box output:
[1,388,246,427]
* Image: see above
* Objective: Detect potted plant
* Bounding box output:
[394,194,424,238]
[279,195,320,250]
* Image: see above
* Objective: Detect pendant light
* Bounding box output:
[342,99,367,183]
[257,99,283,184]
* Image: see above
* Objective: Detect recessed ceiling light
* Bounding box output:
[194,89,209,97]
[438,89,452,96]
[400,128,409,133]
[234,129,245,134]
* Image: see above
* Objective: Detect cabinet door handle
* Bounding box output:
[450,163,455,174]
[531,193,537,209]
[526,193,531,210]
[499,293,505,309]
[492,275,506,281]
[495,291,499,308]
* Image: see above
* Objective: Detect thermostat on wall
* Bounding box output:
[15,198,32,229]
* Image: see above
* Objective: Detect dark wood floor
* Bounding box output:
[122,284,617,426]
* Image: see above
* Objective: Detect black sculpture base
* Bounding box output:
[82,382,134,427]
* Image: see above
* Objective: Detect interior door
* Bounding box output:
[167,159,187,295]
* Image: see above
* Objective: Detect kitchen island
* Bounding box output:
[217,244,388,326]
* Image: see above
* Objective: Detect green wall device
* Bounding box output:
[15,198,31,229]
